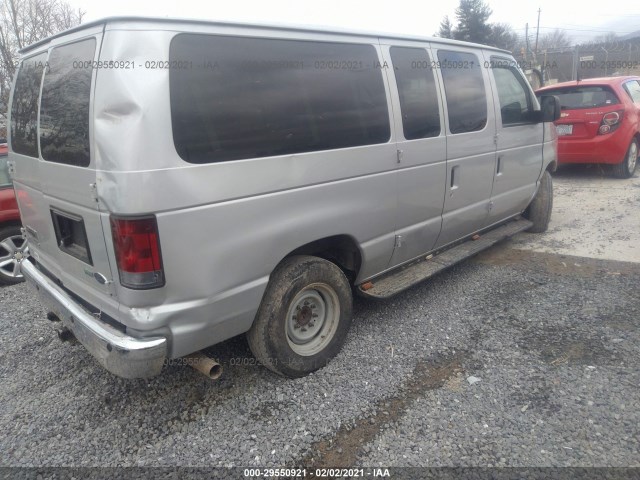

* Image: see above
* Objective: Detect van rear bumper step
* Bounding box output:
[359,218,533,299]
[21,260,167,378]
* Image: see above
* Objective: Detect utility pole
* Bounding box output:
[572,45,580,81]
[525,23,530,61]
[534,8,541,55]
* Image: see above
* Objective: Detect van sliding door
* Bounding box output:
[382,43,447,268]
[432,47,497,248]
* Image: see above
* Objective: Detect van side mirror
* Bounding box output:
[539,95,561,122]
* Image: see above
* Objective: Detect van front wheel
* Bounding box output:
[247,255,353,378]
[524,170,553,233]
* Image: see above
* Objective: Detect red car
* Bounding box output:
[536,76,640,178]
[0,142,27,284]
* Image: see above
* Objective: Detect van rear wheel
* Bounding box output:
[0,226,27,285]
[247,255,353,378]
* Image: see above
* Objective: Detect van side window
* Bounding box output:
[436,50,487,134]
[389,47,440,140]
[170,34,390,163]
[491,59,534,125]
[40,38,95,167]
[10,54,46,157]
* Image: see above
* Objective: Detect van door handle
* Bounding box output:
[450,166,459,193]
[496,156,503,176]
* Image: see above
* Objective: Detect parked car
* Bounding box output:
[0,142,27,285]
[536,76,640,178]
[9,17,559,379]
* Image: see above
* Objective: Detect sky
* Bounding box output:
[73,0,640,44]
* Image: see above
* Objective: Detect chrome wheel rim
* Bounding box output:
[285,283,340,356]
[628,142,638,173]
[0,235,28,279]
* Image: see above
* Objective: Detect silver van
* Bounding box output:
[8,17,559,379]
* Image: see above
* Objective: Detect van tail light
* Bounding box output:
[598,110,623,135]
[110,215,165,289]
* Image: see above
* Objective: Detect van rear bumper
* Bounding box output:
[21,260,167,378]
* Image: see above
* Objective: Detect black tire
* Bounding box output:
[0,225,27,285]
[247,255,353,378]
[524,170,553,233]
[612,139,638,179]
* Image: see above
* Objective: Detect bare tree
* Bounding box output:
[537,29,573,52]
[585,32,624,51]
[488,23,521,52]
[592,33,619,45]
[0,0,84,137]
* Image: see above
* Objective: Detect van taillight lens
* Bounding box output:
[599,111,623,135]
[110,215,165,289]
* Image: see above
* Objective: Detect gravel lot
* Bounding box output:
[1,169,639,472]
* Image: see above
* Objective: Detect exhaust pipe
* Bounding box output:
[56,326,77,343]
[186,352,222,380]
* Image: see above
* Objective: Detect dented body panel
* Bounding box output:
[10,18,554,377]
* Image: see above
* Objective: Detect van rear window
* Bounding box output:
[40,39,95,167]
[10,54,46,157]
[540,86,619,110]
[170,34,390,163]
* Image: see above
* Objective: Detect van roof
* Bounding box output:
[20,16,512,55]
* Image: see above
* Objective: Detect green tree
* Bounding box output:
[438,16,454,39]
[453,0,493,44]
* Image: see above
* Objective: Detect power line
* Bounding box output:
[512,26,637,33]
[558,22,638,28]
[572,13,640,16]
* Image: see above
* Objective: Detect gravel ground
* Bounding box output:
[2,165,639,473]
[0,240,638,469]
[510,164,640,262]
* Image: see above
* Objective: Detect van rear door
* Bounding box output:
[381,42,446,268]
[10,28,117,304]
